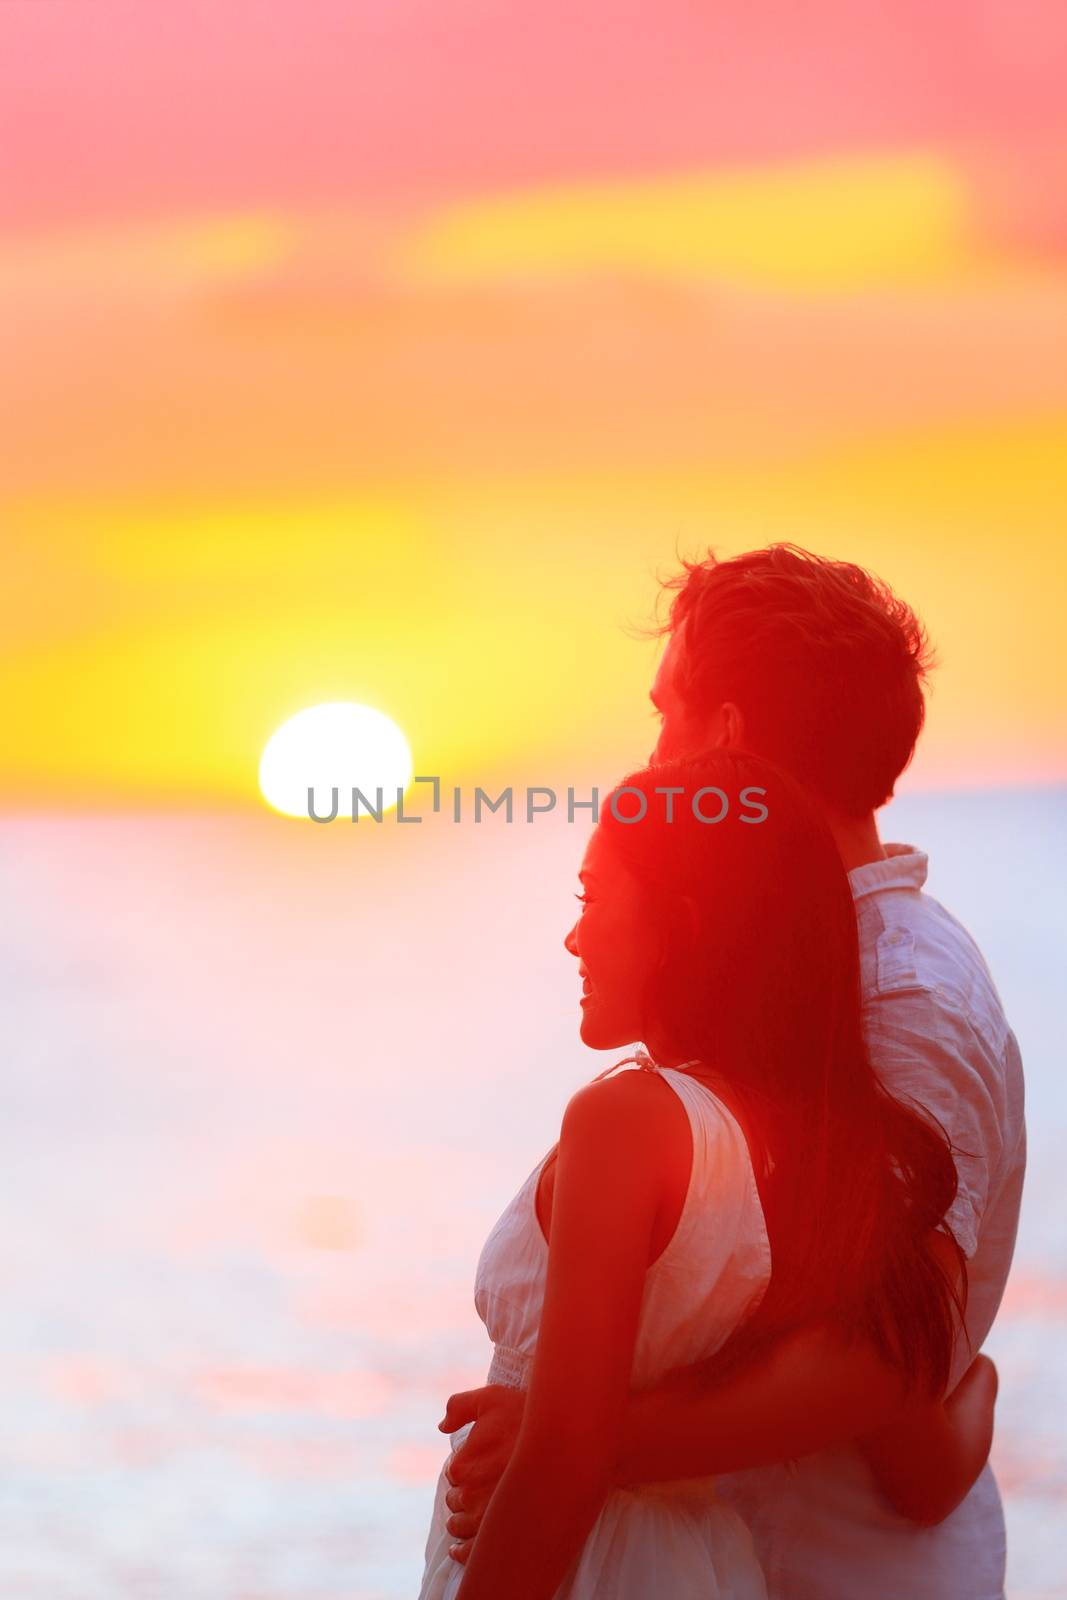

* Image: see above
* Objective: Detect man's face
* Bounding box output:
[649,624,729,764]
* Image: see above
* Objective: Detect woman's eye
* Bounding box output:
[573,892,590,905]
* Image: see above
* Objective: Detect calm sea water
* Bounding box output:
[1,786,1064,1599]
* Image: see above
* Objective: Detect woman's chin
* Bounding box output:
[578,1006,630,1051]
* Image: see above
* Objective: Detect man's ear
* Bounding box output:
[719,701,745,748]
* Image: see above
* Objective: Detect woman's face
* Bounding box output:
[563,825,660,1050]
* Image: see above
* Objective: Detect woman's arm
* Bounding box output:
[859,1353,998,1525]
[441,1327,907,1563]
[454,1070,685,1600]
[442,1235,968,1559]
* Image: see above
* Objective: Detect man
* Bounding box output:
[440,545,1026,1599]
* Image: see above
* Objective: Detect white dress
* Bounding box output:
[418,1054,773,1599]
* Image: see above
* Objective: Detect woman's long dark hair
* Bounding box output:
[599,748,966,1394]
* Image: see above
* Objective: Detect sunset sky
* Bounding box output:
[3,1,1065,807]
[4,15,1067,1595]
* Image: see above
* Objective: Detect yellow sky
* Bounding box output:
[2,150,1065,806]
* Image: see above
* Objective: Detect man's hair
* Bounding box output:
[655,543,935,816]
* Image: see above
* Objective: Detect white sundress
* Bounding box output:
[418,1053,773,1600]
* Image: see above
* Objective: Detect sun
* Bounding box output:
[259,702,414,820]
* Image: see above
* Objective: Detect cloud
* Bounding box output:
[404,152,974,291]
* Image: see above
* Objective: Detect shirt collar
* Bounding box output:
[848,842,929,901]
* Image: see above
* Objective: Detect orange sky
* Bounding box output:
[2,2,1065,806]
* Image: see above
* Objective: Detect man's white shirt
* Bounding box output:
[717,843,1026,1600]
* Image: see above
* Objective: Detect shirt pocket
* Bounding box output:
[873,925,929,995]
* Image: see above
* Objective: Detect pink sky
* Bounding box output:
[4,2,1065,229]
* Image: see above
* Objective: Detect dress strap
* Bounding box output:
[591,1046,656,1082]
[590,1047,700,1082]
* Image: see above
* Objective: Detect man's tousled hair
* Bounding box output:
[653,544,935,816]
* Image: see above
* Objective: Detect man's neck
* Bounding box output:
[825,809,886,873]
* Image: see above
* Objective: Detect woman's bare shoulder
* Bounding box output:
[561,1067,689,1156]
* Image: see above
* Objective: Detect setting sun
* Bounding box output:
[258,702,414,820]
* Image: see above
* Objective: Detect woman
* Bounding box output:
[418,749,993,1600]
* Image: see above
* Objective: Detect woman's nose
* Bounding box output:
[564,922,579,957]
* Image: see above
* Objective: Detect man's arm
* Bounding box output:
[440,1324,908,1561]
[615,1322,907,1482]
[442,1234,965,1560]
[618,1227,965,1482]
[860,1353,997,1525]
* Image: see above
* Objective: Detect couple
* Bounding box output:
[418,545,1026,1600]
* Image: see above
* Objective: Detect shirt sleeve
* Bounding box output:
[863,986,1008,1261]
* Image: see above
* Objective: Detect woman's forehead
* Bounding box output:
[579,825,613,878]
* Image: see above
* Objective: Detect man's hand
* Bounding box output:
[438,1384,525,1564]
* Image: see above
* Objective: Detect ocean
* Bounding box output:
[1,785,1063,1599]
